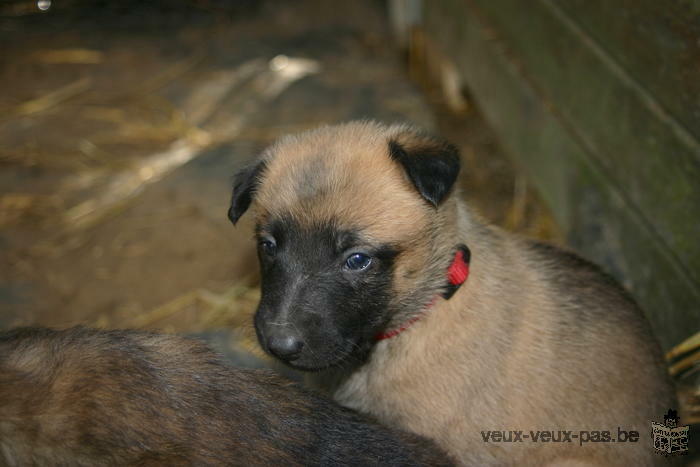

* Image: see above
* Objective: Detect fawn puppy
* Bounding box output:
[228,121,676,466]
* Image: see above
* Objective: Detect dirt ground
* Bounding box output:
[0,0,557,361]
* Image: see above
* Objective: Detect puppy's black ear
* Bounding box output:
[228,159,266,225]
[389,132,460,207]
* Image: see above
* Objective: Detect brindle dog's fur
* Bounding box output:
[229,121,677,466]
[0,326,453,466]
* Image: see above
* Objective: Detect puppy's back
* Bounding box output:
[0,326,451,466]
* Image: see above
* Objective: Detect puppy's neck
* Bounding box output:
[376,246,470,341]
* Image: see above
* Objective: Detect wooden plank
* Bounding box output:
[423,0,700,350]
[557,0,700,140]
[463,0,700,288]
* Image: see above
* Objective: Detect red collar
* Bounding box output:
[375,245,470,341]
[374,315,423,341]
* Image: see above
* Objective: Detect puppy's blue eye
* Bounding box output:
[345,253,371,271]
[259,239,276,256]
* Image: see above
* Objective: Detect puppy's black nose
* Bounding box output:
[268,335,304,361]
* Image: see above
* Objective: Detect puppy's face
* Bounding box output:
[253,217,398,369]
[228,122,460,370]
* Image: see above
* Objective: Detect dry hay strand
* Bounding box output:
[667,330,700,380]
[667,331,700,364]
[124,280,259,330]
[80,96,191,148]
[93,51,206,104]
[666,331,700,425]
[32,49,104,65]
[117,280,266,359]
[13,77,91,117]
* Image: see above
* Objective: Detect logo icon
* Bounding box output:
[651,409,689,456]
